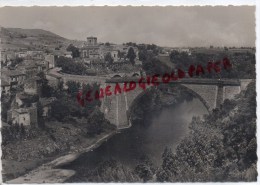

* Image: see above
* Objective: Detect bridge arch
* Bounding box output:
[132,73,140,77]
[126,84,210,125]
[178,84,211,111]
[112,74,122,78]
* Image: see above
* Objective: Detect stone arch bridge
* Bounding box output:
[47,69,252,129]
[100,78,252,129]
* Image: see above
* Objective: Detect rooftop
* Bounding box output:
[1,69,26,77]
[39,97,57,106]
[1,79,10,86]
[16,92,34,100]
[14,108,29,114]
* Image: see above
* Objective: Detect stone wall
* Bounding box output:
[240,79,253,91]
[223,86,241,100]
[45,54,55,69]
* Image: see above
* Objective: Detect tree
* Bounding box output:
[66,44,80,58]
[126,47,136,65]
[51,100,70,122]
[157,81,257,182]
[156,147,176,182]
[162,147,175,172]
[56,56,89,75]
[57,80,64,93]
[104,52,114,65]
[37,72,54,97]
[20,123,26,136]
[138,50,147,62]
[10,57,23,67]
[86,109,108,136]
[37,102,45,128]
[66,81,80,95]
[117,50,124,59]
[134,155,155,182]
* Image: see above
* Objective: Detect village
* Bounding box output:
[0,35,145,128]
[1,32,255,128]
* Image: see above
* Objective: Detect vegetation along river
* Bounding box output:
[63,87,209,182]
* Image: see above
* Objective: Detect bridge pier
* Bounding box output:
[216,85,224,109]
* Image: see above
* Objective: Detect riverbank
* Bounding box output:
[5,130,117,183]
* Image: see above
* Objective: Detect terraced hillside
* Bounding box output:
[0,26,69,50]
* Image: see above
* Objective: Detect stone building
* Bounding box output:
[17,63,43,79]
[110,50,119,62]
[15,51,27,58]
[1,69,26,88]
[14,93,36,107]
[26,50,44,60]
[36,60,49,71]
[87,36,97,46]
[44,54,55,68]
[7,106,37,126]
[46,74,62,88]
[1,51,15,65]
[81,46,100,59]
[7,93,38,127]
[64,51,73,58]
[80,36,101,59]
[1,80,11,95]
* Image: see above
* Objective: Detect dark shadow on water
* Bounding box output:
[61,97,208,182]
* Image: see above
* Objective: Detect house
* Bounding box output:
[64,51,73,58]
[110,50,119,62]
[1,69,26,88]
[17,62,43,78]
[1,80,11,95]
[46,74,62,88]
[26,50,44,60]
[87,36,97,46]
[178,48,191,55]
[1,51,16,65]
[81,45,100,59]
[14,93,37,108]
[36,60,49,71]
[15,51,27,58]
[134,59,143,66]
[80,36,101,59]
[44,54,55,68]
[7,106,38,127]
[8,93,38,127]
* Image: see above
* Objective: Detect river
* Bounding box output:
[63,97,208,181]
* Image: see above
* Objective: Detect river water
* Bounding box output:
[64,97,208,180]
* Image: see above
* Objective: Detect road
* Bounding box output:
[47,68,107,84]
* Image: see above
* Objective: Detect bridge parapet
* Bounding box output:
[106,77,240,86]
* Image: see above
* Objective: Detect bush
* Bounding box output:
[86,109,109,136]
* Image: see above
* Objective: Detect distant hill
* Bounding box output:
[0,26,70,51]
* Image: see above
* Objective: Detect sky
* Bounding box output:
[0,6,256,47]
